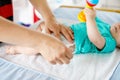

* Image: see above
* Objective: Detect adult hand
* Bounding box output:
[37,34,73,64]
[0,16,73,65]
[37,18,74,43]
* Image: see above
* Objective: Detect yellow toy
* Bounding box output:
[78,0,99,22]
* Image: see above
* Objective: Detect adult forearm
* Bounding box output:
[29,0,55,21]
[0,17,46,48]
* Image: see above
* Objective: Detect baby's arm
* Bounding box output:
[84,8,105,49]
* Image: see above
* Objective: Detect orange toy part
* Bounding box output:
[78,10,86,22]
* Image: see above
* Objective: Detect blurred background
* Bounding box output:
[13,0,120,25]
[47,0,120,10]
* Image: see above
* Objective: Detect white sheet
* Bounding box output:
[0,18,120,80]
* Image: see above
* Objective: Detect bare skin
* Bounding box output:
[6,8,120,59]
[85,8,120,49]
[6,20,73,64]
[0,0,74,65]
[6,22,75,56]
[6,43,75,55]
[6,46,39,55]
[30,0,74,43]
[84,8,105,49]
[0,17,73,65]
[6,7,120,65]
[110,22,120,48]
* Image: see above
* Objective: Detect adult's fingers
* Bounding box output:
[56,58,63,64]
[60,55,70,64]
[54,30,61,40]
[61,27,73,43]
[49,60,56,65]
[66,27,74,40]
[65,49,73,60]
[45,27,51,34]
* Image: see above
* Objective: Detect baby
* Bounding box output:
[6,8,120,55]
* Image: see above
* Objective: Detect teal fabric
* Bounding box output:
[70,17,116,54]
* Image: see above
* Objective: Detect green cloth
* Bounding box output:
[70,17,116,54]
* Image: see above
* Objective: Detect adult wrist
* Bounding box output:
[44,14,56,22]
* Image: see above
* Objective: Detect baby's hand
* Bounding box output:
[84,8,96,20]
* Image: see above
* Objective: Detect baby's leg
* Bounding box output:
[6,46,39,55]
[6,44,75,55]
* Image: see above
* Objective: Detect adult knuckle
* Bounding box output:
[49,60,56,64]
[65,60,70,64]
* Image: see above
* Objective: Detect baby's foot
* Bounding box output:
[6,46,39,55]
[6,46,17,55]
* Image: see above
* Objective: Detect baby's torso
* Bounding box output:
[70,17,116,54]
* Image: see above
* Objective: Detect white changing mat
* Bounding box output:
[0,18,120,80]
